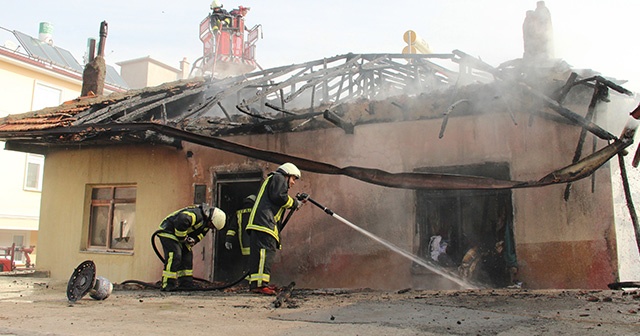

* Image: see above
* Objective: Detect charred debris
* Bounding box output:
[0,51,637,191]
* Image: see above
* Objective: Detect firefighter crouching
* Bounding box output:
[157,204,226,291]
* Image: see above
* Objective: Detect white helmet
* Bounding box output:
[201,204,226,230]
[277,162,301,179]
[211,207,226,230]
[210,0,222,9]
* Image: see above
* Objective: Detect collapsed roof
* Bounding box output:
[0,51,637,191]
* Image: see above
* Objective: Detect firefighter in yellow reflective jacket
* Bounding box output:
[157,204,226,291]
[246,163,304,295]
[225,194,256,257]
[210,0,231,32]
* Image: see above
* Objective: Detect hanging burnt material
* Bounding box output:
[439,99,470,139]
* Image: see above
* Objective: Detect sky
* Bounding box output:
[2,0,640,93]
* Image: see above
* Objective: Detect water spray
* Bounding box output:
[296,193,476,289]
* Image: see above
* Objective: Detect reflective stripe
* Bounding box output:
[248,248,270,287]
[175,228,188,238]
[177,269,193,277]
[162,252,177,288]
[247,176,270,229]
[246,176,281,241]
[157,232,180,242]
[284,195,294,209]
[237,208,252,256]
[226,230,237,237]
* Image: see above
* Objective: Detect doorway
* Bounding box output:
[213,171,262,283]
[415,162,517,287]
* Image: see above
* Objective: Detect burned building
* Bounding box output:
[0,51,638,290]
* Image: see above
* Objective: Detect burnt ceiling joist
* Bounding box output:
[72,53,462,132]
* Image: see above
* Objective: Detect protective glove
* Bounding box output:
[184,236,196,247]
[225,241,233,250]
[296,193,309,201]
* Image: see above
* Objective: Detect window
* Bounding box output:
[23,154,44,191]
[32,82,62,110]
[88,186,136,251]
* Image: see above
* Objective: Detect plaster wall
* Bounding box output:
[39,145,194,282]
[225,106,618,289]
[35,102,621,289]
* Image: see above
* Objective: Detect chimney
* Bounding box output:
[81,21,108,97]
[180,57,190,80]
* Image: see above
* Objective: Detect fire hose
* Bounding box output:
[296,193,474,288]
[121,230,248,291]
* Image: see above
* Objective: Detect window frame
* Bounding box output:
[87,185,137,253]
[23,153,44,192]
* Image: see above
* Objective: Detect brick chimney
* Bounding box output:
[81,21,108,96]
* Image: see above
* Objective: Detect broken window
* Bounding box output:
[88,186,136,251]
[415,163,517,288]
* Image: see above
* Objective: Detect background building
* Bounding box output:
[0,22,184,270]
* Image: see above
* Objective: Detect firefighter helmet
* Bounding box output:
[277,163,301,179]
[243,194,256,206]
[210,0,222,9]
[211,207,226,230]
[201,204,226,230]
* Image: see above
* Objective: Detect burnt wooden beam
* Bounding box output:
[235,105,272,120]
[564,82,607,200]
[452,50,616,141]
[323,109,354,134]
[618,153,640,255]
[553,72,578,103]
[265,102,298,115]
[282,56,362,104]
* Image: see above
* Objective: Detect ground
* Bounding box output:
[0,275,639,335]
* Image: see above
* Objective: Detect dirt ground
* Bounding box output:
[0,275,639,336]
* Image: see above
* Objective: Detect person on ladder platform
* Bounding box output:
[210,0,231,32]
[246,163,306,295]
[157,204,226,291]
[225,194,256,263]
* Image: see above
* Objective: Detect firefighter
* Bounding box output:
[246,163,304,295]
[210,0,231,32]
[225,194,256,257]
[157,203,226,291]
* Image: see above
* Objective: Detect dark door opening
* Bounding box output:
[213,171,262,283]
[415,163,517,288]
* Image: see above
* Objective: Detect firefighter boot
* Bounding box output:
[178,276,195,290]
[162,278,178,292]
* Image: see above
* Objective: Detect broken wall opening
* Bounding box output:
[415,162,516,288]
